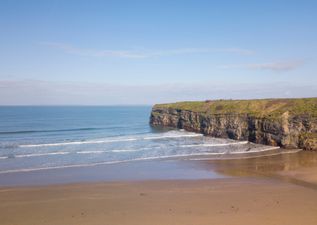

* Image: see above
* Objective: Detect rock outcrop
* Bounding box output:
[150,98,317,150]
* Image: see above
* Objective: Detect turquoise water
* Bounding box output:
[0,106,277,174]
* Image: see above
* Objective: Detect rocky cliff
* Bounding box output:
[150,98,317,150]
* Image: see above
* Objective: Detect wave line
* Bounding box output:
[0,147,285,174]
[19,133,204,148]
[14,152,70,158]
[0,127,108,135]
[180,141,248,148]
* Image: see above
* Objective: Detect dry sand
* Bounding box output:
[0,178,317,225]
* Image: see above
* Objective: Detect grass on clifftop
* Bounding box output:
[153,98,317,117]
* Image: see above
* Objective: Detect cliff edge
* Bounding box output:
[150,98,317,150]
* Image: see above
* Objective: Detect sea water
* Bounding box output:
[0,106,280,174]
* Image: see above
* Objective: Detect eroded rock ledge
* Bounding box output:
[150,98,317,150]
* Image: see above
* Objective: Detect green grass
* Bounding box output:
[301,132,317,139]
[153,98,317,117]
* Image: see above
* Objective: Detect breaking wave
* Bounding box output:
[0,147,302,175]
[18,132,203,148]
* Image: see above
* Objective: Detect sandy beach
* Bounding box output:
[0,178,317,225]
[1,151,317,225]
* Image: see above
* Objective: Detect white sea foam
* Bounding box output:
[229,146,280,154]
[180,141,249,148]
[5,147,156,159]
[111,149,142,153]
[0,156,202,174]
[2,129,298,175]
[0,146,292,174]
[77,147,155,154]
[76,149,142,154]
[76,150,108,154]
[14,151,70,158]
[189,148,302,161]
[1,141,279,161]
[19,138,138,148]
[18,132,203,148]
[143,134,203,140]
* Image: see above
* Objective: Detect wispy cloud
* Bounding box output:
[40,42,147,58]
[214,48,254,55]
[40,42,254,59]
[0,79,315,105]
[221,60,305,72]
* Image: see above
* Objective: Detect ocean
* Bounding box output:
[0,106,280,176]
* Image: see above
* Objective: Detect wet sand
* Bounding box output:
[208,150,317,188]
[1,151,317,225]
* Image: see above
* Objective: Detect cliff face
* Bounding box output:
[150,98,317,150]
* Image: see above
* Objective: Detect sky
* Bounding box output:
[0,0,316,105]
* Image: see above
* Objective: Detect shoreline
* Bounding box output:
[0,148,314,187]
[0,148,307,187]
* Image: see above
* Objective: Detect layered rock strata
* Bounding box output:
[150,98,317,150]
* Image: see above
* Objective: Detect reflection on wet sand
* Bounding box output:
[200,151,317,189]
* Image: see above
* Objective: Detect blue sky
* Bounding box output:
[0,0,316,105]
